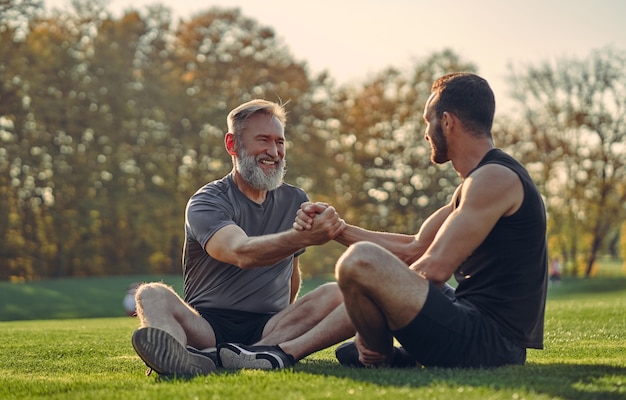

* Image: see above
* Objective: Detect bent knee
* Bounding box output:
[315,282,343,305]
[296,282,343,316]
[335,241,382,283]
[135,282,178,305]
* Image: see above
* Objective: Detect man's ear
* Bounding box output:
[441,111,455,132]
[225,133,236,156]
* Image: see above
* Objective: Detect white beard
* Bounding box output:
[236,149,286,191]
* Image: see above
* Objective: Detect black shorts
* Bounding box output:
[393,283,526,368]
[196,308,274,345]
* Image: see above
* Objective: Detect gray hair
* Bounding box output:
[226,99,287,137]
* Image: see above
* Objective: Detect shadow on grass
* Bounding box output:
[298,360,626,400]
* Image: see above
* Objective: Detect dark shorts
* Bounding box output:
[393,283,526,368]
[196,308,274,345]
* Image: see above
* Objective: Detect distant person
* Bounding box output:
[550,257,562,286]
[130,99,351,377]
[123,282,140,316]
[219,73,549,369]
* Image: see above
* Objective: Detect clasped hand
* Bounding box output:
[293,201,345,241]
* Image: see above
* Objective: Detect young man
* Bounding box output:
[221,73,547,369]
[131,99,347,377]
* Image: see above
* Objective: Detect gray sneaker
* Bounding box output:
[218,343,295,370]
[131,327,217,377]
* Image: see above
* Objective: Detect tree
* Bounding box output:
[329,50,478,233]
[0,2,343,279]
[505,47,626,277]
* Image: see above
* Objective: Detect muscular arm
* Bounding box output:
[336,203,452,265]
[206,206,344,269]
[410,164,524,285]
[296,199,454,266]
[334,225,417,264]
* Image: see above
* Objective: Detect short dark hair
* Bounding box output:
[431,73,495,136]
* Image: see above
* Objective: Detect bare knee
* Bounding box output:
[315,282,343,307]
[135,282,180,316]
[298,282,343,311]
[335,241,381,288]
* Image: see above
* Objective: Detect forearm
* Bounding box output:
[335,203,453,265]
[208,206,344,269]
[335,224,422,265]
[413,204,453,250]
[229,229,312,269]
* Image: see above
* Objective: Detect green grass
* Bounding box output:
[1,277,625,399]
[0,275,331,321]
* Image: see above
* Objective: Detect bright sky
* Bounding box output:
[45,0,626,113]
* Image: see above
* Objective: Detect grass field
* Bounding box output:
[0,274,331,321]
[1,273,625,399]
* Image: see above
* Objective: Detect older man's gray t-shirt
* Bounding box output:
[182,174,308,314]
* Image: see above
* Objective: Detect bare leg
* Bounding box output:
[135,282,216,350]
[336,242,428,363]
[258,283,343,345]
[255,282,355,360]
[260,304,355,360]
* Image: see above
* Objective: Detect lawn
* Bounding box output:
[0,274,331,321]
[1,275,625,399]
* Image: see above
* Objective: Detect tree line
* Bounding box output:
[1,0,625,281]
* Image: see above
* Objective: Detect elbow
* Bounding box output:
[416,267,450,287]
[234,253,279,270]
[235,257,259,270]
[428,273,450,287]
[207,241,264,269]
[413,255,454,286]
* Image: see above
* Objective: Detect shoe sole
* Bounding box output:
[218,343,282,370]
[335,341,365,368]
[131,327,216,376]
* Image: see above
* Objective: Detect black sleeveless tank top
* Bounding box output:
[453,149,548,348]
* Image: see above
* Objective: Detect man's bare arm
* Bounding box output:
[206,206,345,269]
[410,164,524,285]
[295,200,454,266]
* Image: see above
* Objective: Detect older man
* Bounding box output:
[131,100,347,377]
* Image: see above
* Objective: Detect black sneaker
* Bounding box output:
[335,341,419,368]
[218,343,295,370]
[131,327,217,377]
[335,341,365,367]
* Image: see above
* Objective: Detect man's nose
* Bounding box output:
[266,142,280,157]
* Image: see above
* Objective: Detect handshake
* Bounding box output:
[292,202,345,243]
